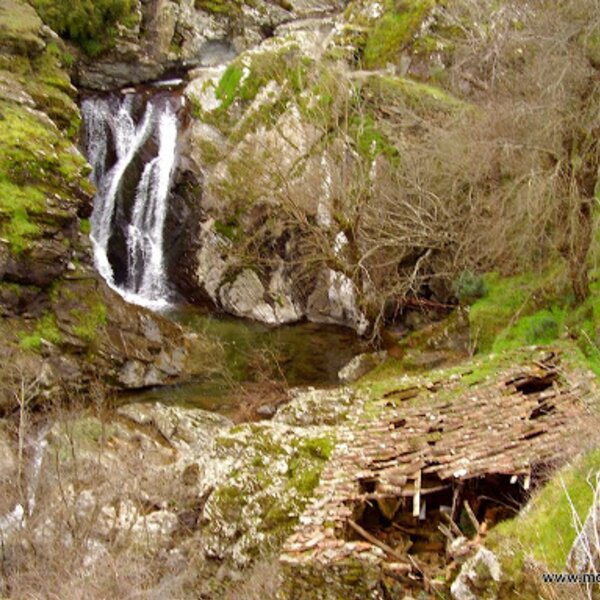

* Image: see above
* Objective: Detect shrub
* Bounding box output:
[452,270,487,304]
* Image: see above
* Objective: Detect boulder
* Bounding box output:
[338,351,387,383]
[451,547,502,600]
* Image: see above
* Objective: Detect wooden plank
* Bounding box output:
[413,470,422,517]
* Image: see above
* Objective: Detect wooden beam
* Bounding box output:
[463,500,480,534]
[348,520,411,565]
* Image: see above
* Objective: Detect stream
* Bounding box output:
[120,307,366,419]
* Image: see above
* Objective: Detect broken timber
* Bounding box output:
[279,352,596,598]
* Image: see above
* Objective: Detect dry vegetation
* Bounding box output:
[235,0,600,334]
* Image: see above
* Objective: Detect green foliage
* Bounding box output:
[350,113,399,162]
[214,218,240,242]
[452,271,487,303]
[30,0,138,56]
[19,312,62,351]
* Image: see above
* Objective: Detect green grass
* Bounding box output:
[492,308,566,353]
[71,301,108,344]
[469,270,568,353]
[19,312,62,351]
[489,449,600,573]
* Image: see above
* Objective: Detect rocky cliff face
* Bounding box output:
[171,0,465,333]
[0,0,219,412]
[74,0,345,90]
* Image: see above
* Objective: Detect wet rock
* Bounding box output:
[4,238,71,287]
[451,547,502,600]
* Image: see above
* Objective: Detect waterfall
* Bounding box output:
[81,92,181,310]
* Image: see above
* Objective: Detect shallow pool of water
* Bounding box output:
[121,307,367,419]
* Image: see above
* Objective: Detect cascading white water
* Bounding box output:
[81,93,180,310]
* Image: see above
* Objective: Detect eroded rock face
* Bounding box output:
[176,26,372,332]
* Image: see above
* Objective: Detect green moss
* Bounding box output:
[215,64,244,109]
[350,113,399,162]
[0,101,88,189]
[19,312,62,351]
[203,44,308,136]
[30,0,138,57]
[194,0,242,14]
[287,435,335,496]
[0,89,90,253]
[363,0,435,69]
[489,449,600,573]
[1,199,41,253]
[79,218,91,235]
[363,74,464,113]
